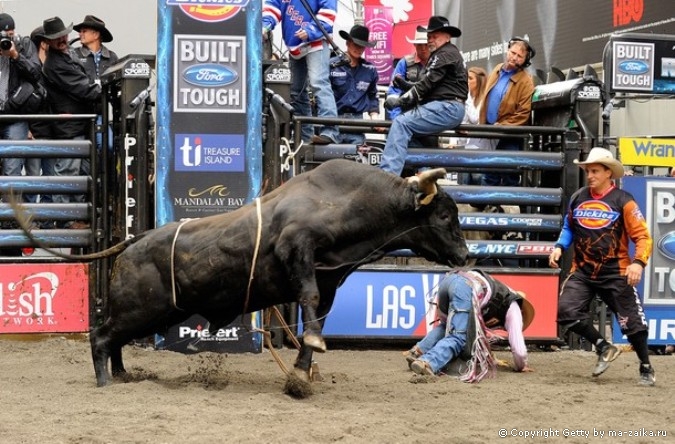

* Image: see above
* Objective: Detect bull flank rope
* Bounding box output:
[170,219,193,311]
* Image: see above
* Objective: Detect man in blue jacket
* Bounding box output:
[329,24,379,146]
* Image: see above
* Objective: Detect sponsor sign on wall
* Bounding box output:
[155,0,263,352]
[619,137,675,167]
[364,5,393,85]
[0,264,89,333]
[301,269,559,340]
[614,177,675,345]
[162,313,262,354]
[156,0,261,222]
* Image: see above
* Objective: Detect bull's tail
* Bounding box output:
[6,192,144,261]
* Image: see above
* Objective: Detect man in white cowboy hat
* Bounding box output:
[327,24,379,146]
[73,15,119,85]
[42,16,102,228]
[380,16,467,176]
[549,147,655,386]
[404,268,535,381]
[385,29,430,121]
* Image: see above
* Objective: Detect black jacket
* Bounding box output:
[415,40,468,104]
[75,45,119,83]
[1,36,42,113]
[42,47,101,139]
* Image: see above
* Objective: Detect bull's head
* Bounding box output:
[405,169,468,267]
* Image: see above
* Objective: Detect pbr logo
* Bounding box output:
[573,200,619,229]
[167,0,250,23]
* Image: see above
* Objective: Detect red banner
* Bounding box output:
[365,0,434,60]
[0,264,89,333]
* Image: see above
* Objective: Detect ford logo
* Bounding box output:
[183,64,238,87]
[618,60,649,75]
[657,231,675,260]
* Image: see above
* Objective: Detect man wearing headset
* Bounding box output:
[479,37,536,187]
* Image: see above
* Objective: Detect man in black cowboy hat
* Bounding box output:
[73,15,119,180]
[380,16,467,176]
[325,24,380,146]
[42,16,102,228]
[73,15,118,84]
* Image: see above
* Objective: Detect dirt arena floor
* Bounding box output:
[0,336,672,444]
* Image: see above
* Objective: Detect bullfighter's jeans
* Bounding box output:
[379,100,465,176]
[290,41,339,143]
[414,272,473,374]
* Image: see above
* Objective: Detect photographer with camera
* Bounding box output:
[379,16,467,176]
[0,13,43,202]
[327,25,380,146]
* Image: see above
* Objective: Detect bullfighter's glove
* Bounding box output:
[392,75,414,92]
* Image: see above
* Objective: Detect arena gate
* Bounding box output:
[262,59,607,346]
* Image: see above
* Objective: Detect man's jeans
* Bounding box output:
[336,113,366,145]
[1,121,38,202]
[379,100,465,176]
[52,135,86,204]
[290,41,339,143]
[414,273,473,373]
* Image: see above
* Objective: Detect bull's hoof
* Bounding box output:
[284,370,313,398]
[303,333,326,352]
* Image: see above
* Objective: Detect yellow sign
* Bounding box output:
[618,138,675,166]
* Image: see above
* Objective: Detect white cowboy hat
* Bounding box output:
[406,30,427,45]
[573,147,625,179]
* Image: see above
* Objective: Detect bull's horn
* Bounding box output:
[407,168,446,206]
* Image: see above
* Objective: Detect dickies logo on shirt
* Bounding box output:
[572,200,619,229]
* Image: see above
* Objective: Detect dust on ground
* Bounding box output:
[0,337,672,444]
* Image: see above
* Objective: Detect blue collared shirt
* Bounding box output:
[329,57,380,115]
[485,67,515,124]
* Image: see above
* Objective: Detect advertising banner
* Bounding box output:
[364,5,393,85]
[609,33,675,94]
[0,264,89,333]
[161,313,262,354]
[156,0,262,224]
[365,0,433,61]
[619,137,675,167]
[302,269,559,340]
[155,1,263,351]
[448,0,675,74]
[614,176,675,345]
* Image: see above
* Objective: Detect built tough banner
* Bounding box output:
[615,176,675,345]
[156,0,262,224]
[155,0,263,353]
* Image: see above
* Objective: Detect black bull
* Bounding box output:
[15,159,469,387]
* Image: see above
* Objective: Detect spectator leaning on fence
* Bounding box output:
[41,16,102,229]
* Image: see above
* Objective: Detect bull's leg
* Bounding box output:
[90,325,112,387]
[295,279,339,377]
[275,234,326,352]
[110,345,125,377]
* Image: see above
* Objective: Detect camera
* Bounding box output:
[0,31,19,51]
